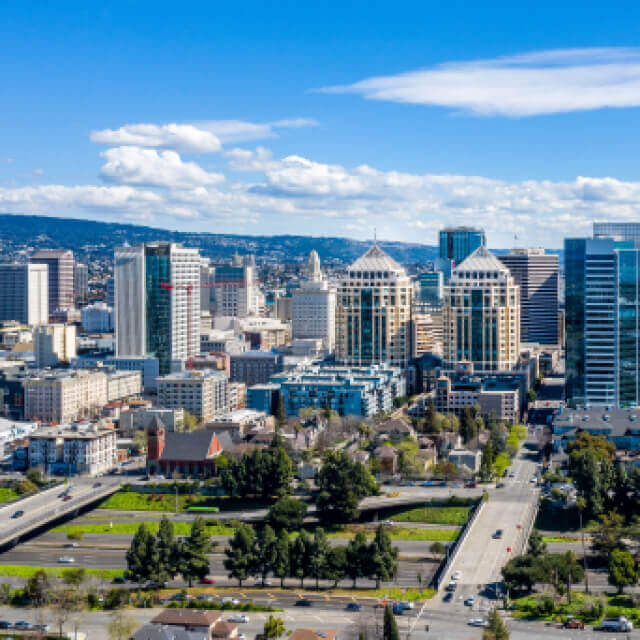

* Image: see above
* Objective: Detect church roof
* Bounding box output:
[454,246,509,274]
[349,244,404,273]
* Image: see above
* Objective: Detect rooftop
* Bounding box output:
[151,609,221,628]
[348,244,405,274]
[453,246,509,276]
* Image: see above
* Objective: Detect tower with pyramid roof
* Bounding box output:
[443,246,520,371]
[336,243,412,367]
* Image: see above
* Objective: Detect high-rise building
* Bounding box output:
[291,250,336,352]
[213,253,258,317]
[34,324,77,368]
[336,245,412,367]
[30,249,74,312]
[439,227,486,265]
[74,263,89,306]
[443,246,520,371]
[105,276,115,308]
[0,263,48,325]
[499,248,559,345]
[416,270,444,308]
[565,226,640,408]
[115,242,201,374]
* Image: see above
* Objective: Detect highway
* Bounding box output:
[432,437,540,610]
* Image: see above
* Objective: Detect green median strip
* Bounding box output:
[53,522,235,536]
[541,536,581,543]
[389,506,471,526]
[0,565,124,579]
[0,487,19,503]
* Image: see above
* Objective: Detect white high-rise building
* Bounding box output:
[0,263,49,325]
[29,249,74,311]
[291,251,336,352]
[115,242,201,374]
[336,245,412,367]
[35,324,77,368]
[213,253,258,317]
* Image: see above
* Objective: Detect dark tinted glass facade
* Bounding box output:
[617,249,640,407]
[439,228,486,264]
[145,245,171,374]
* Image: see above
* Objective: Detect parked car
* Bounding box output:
[228,615,249,624]
[442,592,453,603]
[564,616,584,629]
[452,571,462,581]
[112,576,126,584]
[222,597,240,606]
[295,599,312,607]
[445,581,457,592]
[464,481,477,488]
[0,621,11,629]
[34,624,50,632]
[346,603,363,611]
[14,621,32,630]
[254,579,272,587]
[492,529,503,539]
[464,596,475,606]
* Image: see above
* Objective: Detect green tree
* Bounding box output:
[107,610,139,640]
[156,516,178,582]
[132,430,148,454]
[493,453,511,479]
[182,410,199,431]
[126,523,157,582]
[24,570,50,607]
[61,567,86,587]
[26,468,44,485]
[552,551,584,603]
[263,615,285,640]
[325,545,347,587]
[255,525,278,582]
[369,525,398,588]
[527,389,537,404]
[607,549,638,594]
[480,441,494,481]
[16,478,38,495]
[268,496,308,530]
[528,529,547,557]
[383,605,399,640]
[180,516,212,587]
[482,608,509,640]
[346,531,369,588]
[289,529,312,588]
[316,451,377,524]
[272,529,290,588]
[224,524,256,587]
[592,511,625,556]
[460,407,477,444]
[310,527,330,589]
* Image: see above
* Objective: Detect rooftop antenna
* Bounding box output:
[373,227,377,246]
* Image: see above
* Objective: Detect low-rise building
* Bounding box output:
[205,409,271,441]
[246,383,280,415]
[81,302,114,333]
[107,370,143,401]
[28,422,118,476]
[34,324,76,368]
[157,370,229,422]
[448,447,482,474]
[272,364,406,418]
[135,609,237,640]
[118,407,184,437]
[230,351,279,386]
[228,381,246,410]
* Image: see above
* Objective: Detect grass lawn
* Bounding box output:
[389,506,471,526]
[53,521,235,537]
[99,491,200,512]
[0,565,124,579]
[0,487,18,503]
[386,527,457,541]
[542,536,581,543]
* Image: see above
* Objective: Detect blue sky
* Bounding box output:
[3,1,640,247]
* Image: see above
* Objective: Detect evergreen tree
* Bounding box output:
[460,407,477,443]
[480,441,494,481]
[310,527,331,589]
[272,529,290,588]
[255,525,278,582]
[483,608,509,640]
[369,525,398,588]
[180,517,212,587]
[268,496,307,530]
[325,546,347,587]
[224,524,256,587]
[126,524,157,583]
[383,605,399,640]
[289,530,312,588]
[276,395,286,426]
[346,531,369,588]
[528,529,547,557]
[156,516,177,582]
[265,447,293,499]
[608,549,638,594]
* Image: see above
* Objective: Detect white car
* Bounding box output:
[530,476,537,483]
[468,618,487,627]
[382,520,393,526]
[452,571,462,581]
[228,615,249,623]
[222,597,240,606]
[464,595,475,606]
[58,556,75,563]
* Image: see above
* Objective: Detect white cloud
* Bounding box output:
[100,146,225,188]
[318,47,640,116]
[90,123,223,153]
[196,118,318,143]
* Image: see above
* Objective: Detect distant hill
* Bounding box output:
[0,214,438,264]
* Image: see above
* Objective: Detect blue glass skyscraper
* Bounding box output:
[439,227,486,266]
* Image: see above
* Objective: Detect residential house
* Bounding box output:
[448,448,482,474]
[374,418,415,442]
[373,444,398,475]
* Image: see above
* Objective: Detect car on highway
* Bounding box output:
[112,576,126,584]
[382,520,393,526]
[295,599,312,607]
[58,556,75,563]
[222,597,240,606]
[564,616,584,629]
[530,476,537,483]
[199,577,216,584]
[34,624,50,632]
[0,621,11,629]
[442,592,453,603]
[492,529,503,539]
[464,596,475,606]
[62,495,72,501]
[14,621,32,630]
[12,509,24,518]
[508,472,516,478]
[468,618,487,627]
[346,603,363,611]
[452,571,462,580]
[145,580,169,589]
[65,542,79,548]
[228,615,249,623]
[93,482,102,487]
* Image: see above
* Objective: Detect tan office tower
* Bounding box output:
[443,246,520,371]
[336,244,412,367]
[30,249,74,311]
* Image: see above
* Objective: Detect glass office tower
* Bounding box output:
[439,227,486,265]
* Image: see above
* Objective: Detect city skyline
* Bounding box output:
[3,4,640,247]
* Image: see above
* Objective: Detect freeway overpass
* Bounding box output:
[0,477,123,548]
